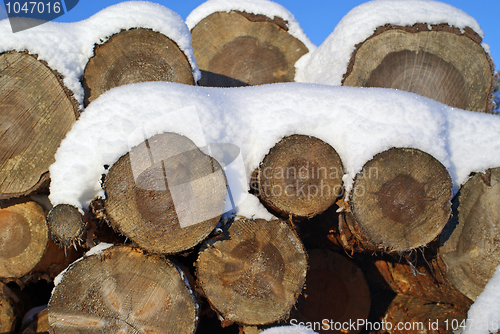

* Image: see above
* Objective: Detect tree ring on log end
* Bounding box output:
[0,51,77,198]
[47,204,85,247]
[291,249,370,333]
[0,201,48,277]
[196,218,307,325]
[104,132,227,254]
[343,25,495,113]
[439,167,500,301]
[257,134,344,219]
[48,245,198,334]
[190,11,309,87]
[83,28,195,106]
[350,147,452,252]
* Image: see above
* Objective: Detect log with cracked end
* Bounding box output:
[47,204,85,248]
[48,245,198,334]
[196,218,307,326]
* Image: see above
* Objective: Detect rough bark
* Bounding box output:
[48,245,198,334]
[290,249,371,334]
[196,218,307,325]
[104,132,227,254]
[83,28,195,106]
[343,24,496,113]
[0,51,78,199]
[190,11,309,87]
[382,294,467,334]
[439,167,500,301]
[0,201,48,278]
[255,134,344,219]
[346,147,452,252]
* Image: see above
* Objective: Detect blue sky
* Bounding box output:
[1,0,499,70]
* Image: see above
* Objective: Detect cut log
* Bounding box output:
[0,51,79,199]
[20,307,49,334]
[382,294,467,334]
[104,132,227,254]
[196,218,307,325]
[48,245,198,334]
[47,204,84,248]
[0,201,48,278]
[290,249,370,334]
[374,255,472,312]
[190,11,309,87]
[345,147,452,252]
[439,167,500,301]
[255,135,344,219]
[0,282,24,333]
[83,28,195,106]
[343,24,496,113]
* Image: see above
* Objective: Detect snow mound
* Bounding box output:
[0,1,200,106]
[296,0,486,85]
[48,82,500,217]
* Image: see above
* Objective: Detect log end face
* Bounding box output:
[0,210,31,259]
[47,204,85,247]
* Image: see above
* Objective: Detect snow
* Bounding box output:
[0,1,200,107]
[261,326,318,334]
[48,82,500,221]
[185,0,316,69]
[296,0,487,85]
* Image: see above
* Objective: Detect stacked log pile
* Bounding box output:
[1,1,499,334]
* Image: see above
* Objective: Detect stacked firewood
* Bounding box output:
[0,2,498,334]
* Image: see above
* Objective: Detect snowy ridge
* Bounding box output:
[0,1,200,106]
[296,0,486,85]
[185,0,316,56]
[48,82,500,217]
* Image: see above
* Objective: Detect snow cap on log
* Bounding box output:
[296,0,486,85]
[0,1,199,106]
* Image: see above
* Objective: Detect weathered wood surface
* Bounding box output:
[291,249,370,334]
[343,24,496,113]
[47,204,85,248]
[190,11,309,87]
[255,135,344,219]
[439,167,500,301]
[196,218,307,325]
[20,308,49,334]
[83,28,195,105]
[0,51,78,199]
[48,245,198,334]
[104,132,227,254]
[343,147,452,252]
[0,281,24,333]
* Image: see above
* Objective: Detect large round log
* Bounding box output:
[0,51,79,199]
[255,135,344,219]
[104,132,227,254]
[190,11,309,87]
[290,249,370,334]
[196,218,307,325]
[83,28,195,105]
[439,167,500,301]
[48,245,198,334]
[343,24,496,113]
[346,147,452,252]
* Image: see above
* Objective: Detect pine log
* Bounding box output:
[290,249,370,334]
[196,218,307,325]
[439,167,500,301]
[344,147,452,252]
[255,135,344,219]
[48,245,198,334]
[83,28,195,106]
[104,132,227,254]
[0,51,79,199]
[0,201,48,278]
[20,308,49,334]
[47,204,85,248]
[343,24,496,113]
[382,294,467,334]
[190,11,309,87]
[374,255,472,313]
